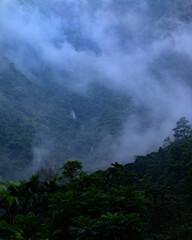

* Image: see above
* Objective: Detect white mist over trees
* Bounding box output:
[1,0,192,177]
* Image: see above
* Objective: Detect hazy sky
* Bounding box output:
[1,0,192,165]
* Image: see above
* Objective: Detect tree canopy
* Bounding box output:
[172,116,192,140]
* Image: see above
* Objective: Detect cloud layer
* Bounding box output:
[1,0,192,164]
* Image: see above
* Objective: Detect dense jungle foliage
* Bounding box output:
[1,127,192,239]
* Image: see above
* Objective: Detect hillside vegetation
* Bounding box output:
[0,59,137,179]
[1,119,192,239]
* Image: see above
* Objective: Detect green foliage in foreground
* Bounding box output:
[0,161,145,240]
[1,138,192,240]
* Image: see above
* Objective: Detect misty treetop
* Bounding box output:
[161,117,192,147]
[172,117,192,141]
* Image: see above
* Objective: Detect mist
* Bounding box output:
[1,0,192,171]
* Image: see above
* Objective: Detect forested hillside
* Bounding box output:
[1,127,192,239]
[0,58,137,179]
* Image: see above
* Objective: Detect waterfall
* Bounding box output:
[70,108,77,120]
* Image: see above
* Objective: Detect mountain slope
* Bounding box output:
[125,137,192,186]
[0,59,136,179]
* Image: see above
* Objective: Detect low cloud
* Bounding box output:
[1,0,192,168]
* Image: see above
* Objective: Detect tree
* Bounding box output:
[163,137,172,148]
[70,213,144,240]
[172,117,192,141]
[60,159,83,181]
